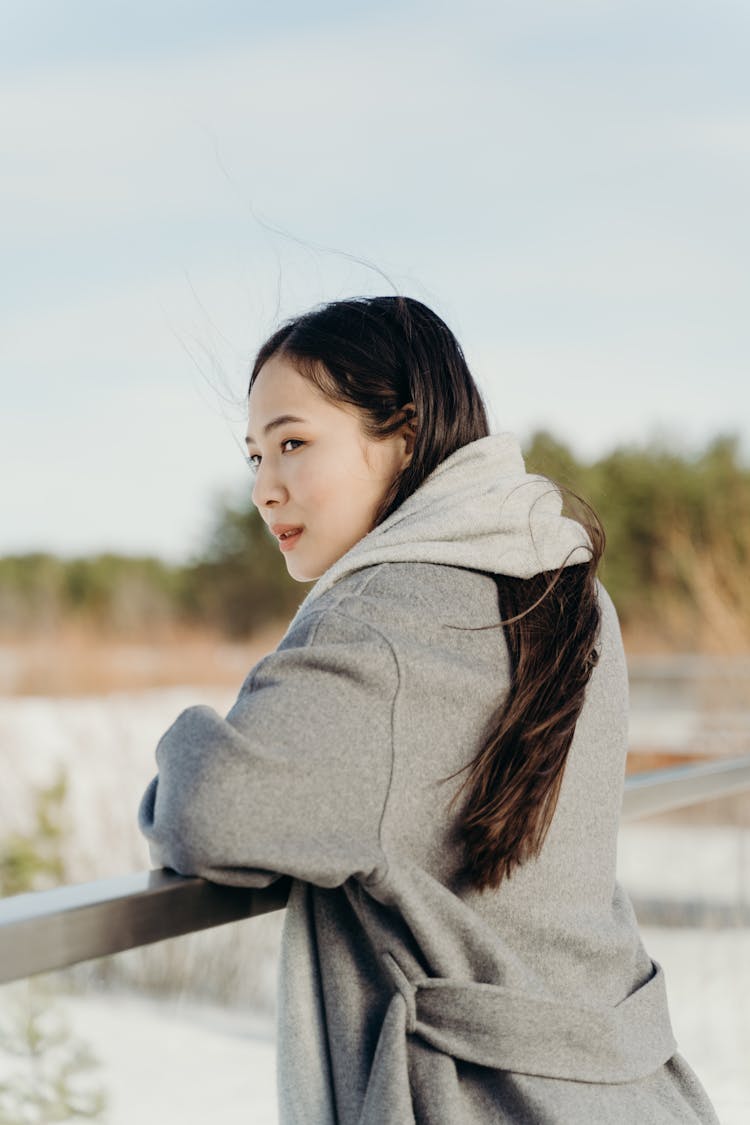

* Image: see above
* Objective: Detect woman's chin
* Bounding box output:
[284,541,345,583]
[286,559,322,583]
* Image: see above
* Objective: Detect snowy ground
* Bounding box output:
[641,927,749,1125]
[618,821,750,905]
[60,991,279,1125]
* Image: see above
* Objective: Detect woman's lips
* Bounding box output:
[278,528,303,553]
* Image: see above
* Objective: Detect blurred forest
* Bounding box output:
[1,431,748,665]
[0,500,308,641]
[525,430,750,653]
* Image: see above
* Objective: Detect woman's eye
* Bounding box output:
[245,440,304,472]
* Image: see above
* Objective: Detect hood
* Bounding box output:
[296,432,593,613]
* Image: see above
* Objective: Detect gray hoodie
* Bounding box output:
[138,432,719,1124]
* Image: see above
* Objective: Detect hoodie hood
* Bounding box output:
[296,432,593,613]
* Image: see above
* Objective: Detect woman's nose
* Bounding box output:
[251,461,287,509]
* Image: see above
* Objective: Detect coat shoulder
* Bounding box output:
[295,561,501,638]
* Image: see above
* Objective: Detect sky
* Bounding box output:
[2,0,749,562]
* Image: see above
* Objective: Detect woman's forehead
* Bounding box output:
[246,355,350,441]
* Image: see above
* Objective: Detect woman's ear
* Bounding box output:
[400,403,418,464]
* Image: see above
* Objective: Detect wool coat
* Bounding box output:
[138,433,720,1124]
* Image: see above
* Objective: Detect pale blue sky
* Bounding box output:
[2,0,748,561]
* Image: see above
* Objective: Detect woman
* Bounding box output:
[138,295,719,1124]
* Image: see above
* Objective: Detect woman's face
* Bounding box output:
[246,354,413,581]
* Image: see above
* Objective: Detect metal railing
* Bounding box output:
[2,754,749,988]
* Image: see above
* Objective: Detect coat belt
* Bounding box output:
[357,951,677,1124]
[383,948,676,1083]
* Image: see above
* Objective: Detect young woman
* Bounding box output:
[138,295,719,1124]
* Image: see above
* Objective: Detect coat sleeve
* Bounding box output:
[137,607,399,889]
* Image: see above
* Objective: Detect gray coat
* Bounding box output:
[138,434,719,1123]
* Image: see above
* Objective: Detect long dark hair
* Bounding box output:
[249,295,604,891]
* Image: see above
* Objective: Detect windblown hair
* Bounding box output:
[249,295,605,892]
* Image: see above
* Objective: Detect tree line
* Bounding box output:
[1,431,748,648]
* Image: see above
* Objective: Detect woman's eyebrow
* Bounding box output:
[245,414,309,445]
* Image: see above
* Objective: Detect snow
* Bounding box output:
[618,822,750,903]
[0,986,279,1125]
[0,687,238,880]
[639,927,749,1125]
[618,822,750,1123]
[67,994,278,1125]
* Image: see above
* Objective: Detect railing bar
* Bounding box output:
[621,755,750,821]
[0,872,291,986]
[1,754,749,987]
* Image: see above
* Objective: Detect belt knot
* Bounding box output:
[381,949,417,1033]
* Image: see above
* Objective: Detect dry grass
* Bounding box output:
[621,526,750,656]
[3,539,749,696]
[2,609,748,698]
[0,622,287,696]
